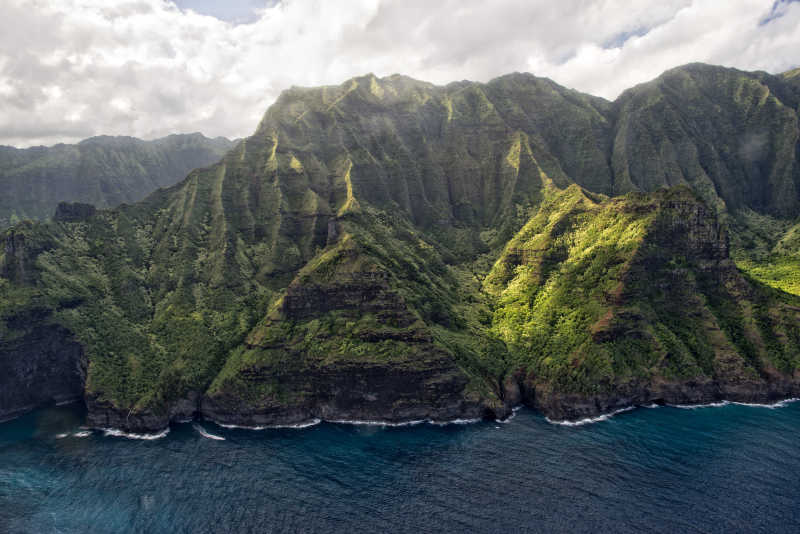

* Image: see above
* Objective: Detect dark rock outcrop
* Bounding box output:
[85,392,200,433]
[53,202,96,222]
[201,358,495,428]
[0,319,85,422]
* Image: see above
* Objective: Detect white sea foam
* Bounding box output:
[731,398,799,409]
[212,418,322,430]
[431,418,483,426]
[496,405,523,424]
[669,401,730,410]
[546,406,635,427]
[72,431,92,438]
[192,423,225,441]
[55,433,69,439]
[276,418,322,429]
[328,417,485,427]
[326,418,428,427]
[215,416,488,429]
[215,422,267,430]
[665,398,799,410]
[101,427,169,440]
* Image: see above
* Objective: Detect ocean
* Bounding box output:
[1,401,799,533]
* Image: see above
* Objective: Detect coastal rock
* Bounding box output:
[201,359,492,427]
[0,318,85,422]
[84,394,169,433]
[85,392,201,433]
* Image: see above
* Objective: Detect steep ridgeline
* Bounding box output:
[0,133,234,229]
[1,64,799,430]
[612,63,800,218]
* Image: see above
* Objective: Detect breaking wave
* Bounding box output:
[213,418,322,430]
[192,423,225,440]
[546,406,635,426]
[101,428,169,440]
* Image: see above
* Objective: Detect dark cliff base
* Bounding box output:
[82,402,503,434]
[0,321,85,422]
[75,377,800,433]
[85,365,511,433]
[527,379,800,422]
[84,393,201,432]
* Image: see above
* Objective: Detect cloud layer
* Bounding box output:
[1,0,798,147]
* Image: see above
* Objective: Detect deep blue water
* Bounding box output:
[1,402,800,533]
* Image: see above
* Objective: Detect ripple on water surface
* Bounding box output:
[1,401,799,533]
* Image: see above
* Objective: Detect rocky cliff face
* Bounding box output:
[0,309,85,422]
[1,64,800,431]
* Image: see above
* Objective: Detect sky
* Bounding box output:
[0,0,799,148]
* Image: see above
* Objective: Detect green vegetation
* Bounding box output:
[489,185,800,397]
[2,63,800,424]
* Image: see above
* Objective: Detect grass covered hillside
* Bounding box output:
[487,185,800,419]
[0,133,234,229]
[1,64,800,429]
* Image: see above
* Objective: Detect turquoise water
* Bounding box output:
[1,402,799,533]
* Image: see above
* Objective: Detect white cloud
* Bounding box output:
[0,0,798,147]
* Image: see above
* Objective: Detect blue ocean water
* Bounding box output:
[1,402,799,533]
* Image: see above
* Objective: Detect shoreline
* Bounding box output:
[544,397,800,426]
[101,395,800,438]
[8,396,800,439]
[207,414,488,431]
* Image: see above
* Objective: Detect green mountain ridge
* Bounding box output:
[1,63,800,430]
[0,133,235,229]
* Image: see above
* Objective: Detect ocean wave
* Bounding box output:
[430,418,483,426]
[192,423,225,440]
[496,405,523,424]
[546,406,635,427]
[212,418,322,430]
[215,416,487,429]
[55,433,70,439]
[328,417,486,427]
[326,418,427,427]
[101,427,169,440]
[731,398,800,409]
[661,397,800,410]
[669,401,730,410]
[72,430,92,438]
